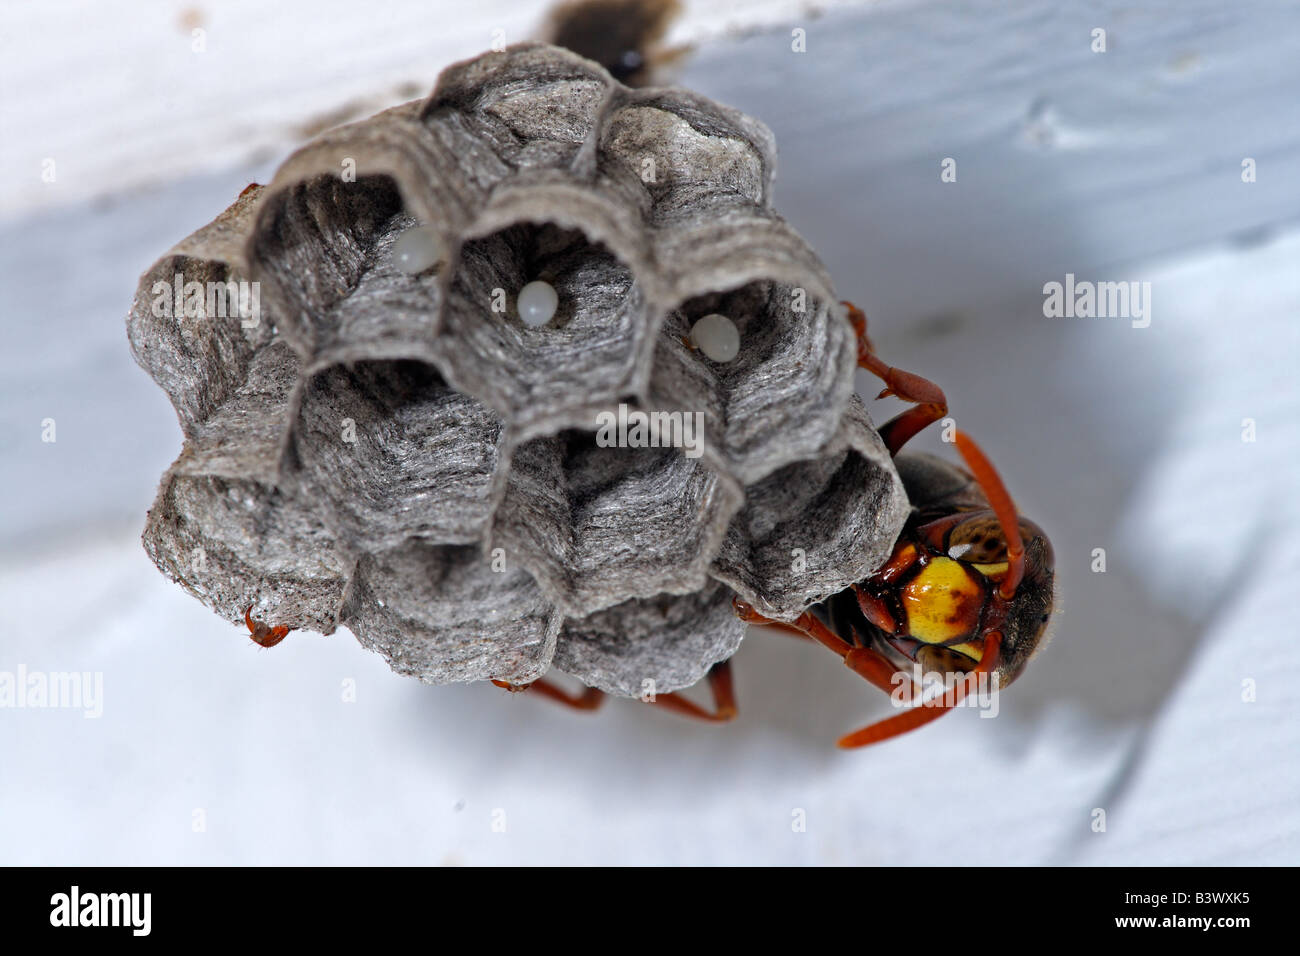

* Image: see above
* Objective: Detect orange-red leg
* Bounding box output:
[734,597,995,747]
[492,662,738,724]
[843,300,948,456]
[244,603,290,648]
[734,600,854,656]
[837,633,1002,748]
[645,660,737,722]
[492,677,606,711]
[734,599,896,696]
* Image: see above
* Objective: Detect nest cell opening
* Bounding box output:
[251,175,449,360]
[655,279,844,482]
[664,280,819,382]
[129,254,268,436]
[442,222,645,427]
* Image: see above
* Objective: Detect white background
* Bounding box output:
[1,0,1297,864]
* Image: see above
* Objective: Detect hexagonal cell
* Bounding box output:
[182,340,301,482]
[649,200,836,302]
[710,397,908,621]
[421,43,614,174]
[250,174,448,365]
[649,279,855,485]
[342,540,561,685]
[144,472,349,636]
[141,340,348,633]
[554,581,747,696]
[264,99,486,225]
[599,88,774,212]
[491,425,742,617]
[440,221,649,435]
[126,185,273,437]
[288,359,505,553]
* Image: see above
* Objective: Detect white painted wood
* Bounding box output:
[674,0,1300,322]
[1,0,1297,866]
[0,0,880,217]
[6,0,1295,316]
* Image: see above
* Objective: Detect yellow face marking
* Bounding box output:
[900,557,983,645]
[971,561,1009,577]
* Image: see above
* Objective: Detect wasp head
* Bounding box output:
[886,438,1057,690]
[899,509,1055,688]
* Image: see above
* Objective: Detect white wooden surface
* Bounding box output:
[677,0,1300,322]
[1,0,1298,865]
[1,0,871,217]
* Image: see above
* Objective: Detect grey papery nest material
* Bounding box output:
[127,43,909,694]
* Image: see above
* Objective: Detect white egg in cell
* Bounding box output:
[689,313,741,362]
[517,280,559,327]
[391,225,443,275]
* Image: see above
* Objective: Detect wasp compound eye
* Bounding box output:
[946,515,1008,563]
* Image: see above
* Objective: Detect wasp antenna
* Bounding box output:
[953,431,1024,599]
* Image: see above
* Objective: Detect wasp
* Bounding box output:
[544,0,685,88]
[501,301,1058,746]
[734,305,1056,745]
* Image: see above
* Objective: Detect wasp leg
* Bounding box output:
[644,660,737,722]
[843,300,948,456]
[735,597,982,747]
[491,677,606,711]
[734,599,899,693]
[735,599,851,653]
[838,633,1002,748]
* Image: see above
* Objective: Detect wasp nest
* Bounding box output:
[127,44,908,695]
